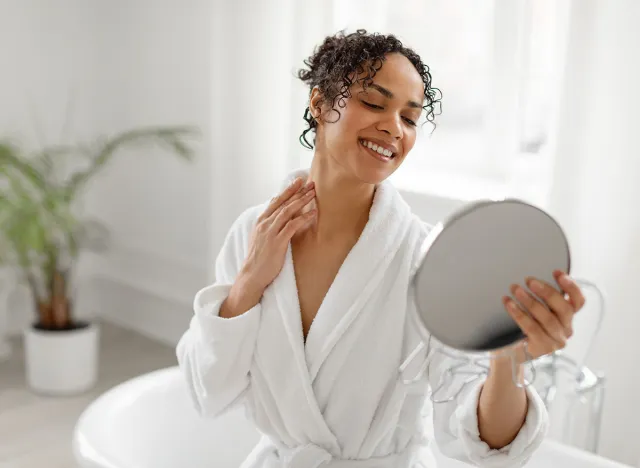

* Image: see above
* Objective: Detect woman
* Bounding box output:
[176,30,585,467]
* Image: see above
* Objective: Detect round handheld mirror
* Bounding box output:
[413,199,571,354]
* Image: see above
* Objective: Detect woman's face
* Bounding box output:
[310,52,424,184]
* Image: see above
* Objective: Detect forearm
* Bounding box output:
[477,355,528,449]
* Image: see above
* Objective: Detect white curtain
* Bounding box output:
[545,1,640,465]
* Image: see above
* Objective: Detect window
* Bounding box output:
[301,0,570,204]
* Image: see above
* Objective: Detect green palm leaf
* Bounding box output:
[65,125,198,201]
[0,124,198,329]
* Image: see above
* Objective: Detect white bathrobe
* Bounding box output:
[176,168,549,468]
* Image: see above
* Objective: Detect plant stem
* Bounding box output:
[52,269,70,328]
[21,267,49,328]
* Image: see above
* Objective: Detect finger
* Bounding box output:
[265,182,314,223]
[554,270,586,312]
[271,188,316,232]
[277,209,317,241]
[512,284,568,347]
[526,277,575,338]
[260,178,302,221]
[260,177,305,221]
[503,296,557,350]
[290,185,316,218]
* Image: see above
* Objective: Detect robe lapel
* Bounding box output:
[270,241,341,451]
[269,167,413,403]
[271,241,307,372]
[303,179,414,382]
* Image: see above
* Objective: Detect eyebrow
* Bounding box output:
[369,83,423,109]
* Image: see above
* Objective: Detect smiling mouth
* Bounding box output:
[358,138,397,161]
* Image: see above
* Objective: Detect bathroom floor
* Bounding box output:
[0,321,178,468]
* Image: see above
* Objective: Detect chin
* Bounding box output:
[352,155,402,185]
[352,142,404,183]
[351,164,396,185]
[328,146,400,185]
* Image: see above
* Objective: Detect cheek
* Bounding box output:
[329,106,370,144]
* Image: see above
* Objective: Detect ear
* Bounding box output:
[309,86,324,122]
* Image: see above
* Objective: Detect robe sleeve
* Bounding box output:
[176,208,262,418]
[426,333,550,467]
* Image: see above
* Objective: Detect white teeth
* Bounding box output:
[361,139,394,158]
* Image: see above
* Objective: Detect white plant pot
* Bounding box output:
[24,322,100,395]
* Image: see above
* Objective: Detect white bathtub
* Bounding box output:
[72,366,630,468]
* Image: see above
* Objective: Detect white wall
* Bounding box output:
[88,0,213,265]
[1,0,103,332]
[2,1,215,341]
[0,0,99,141]
[82,0,315,342]
[83,0,214,338]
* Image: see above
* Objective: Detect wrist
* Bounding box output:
[488,352,525,388]
[218,272,264,319]
[491,341,531,366]
[236,268,266,300]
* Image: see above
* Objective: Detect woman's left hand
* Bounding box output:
[502,270,586,361]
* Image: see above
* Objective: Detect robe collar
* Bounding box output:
[272,167,414,382]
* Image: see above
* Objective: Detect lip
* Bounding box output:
[359,137,399,155]
[360,139,394,163]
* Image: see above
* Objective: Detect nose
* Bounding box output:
[376,114,403,140]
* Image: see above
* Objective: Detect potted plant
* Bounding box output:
[0,125,197,394]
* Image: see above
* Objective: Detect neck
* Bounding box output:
[303,151,375,241]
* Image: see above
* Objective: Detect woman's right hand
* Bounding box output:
[222,177,316,317]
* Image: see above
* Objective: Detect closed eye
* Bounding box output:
[363,101,417,127]
[363,101,383,110]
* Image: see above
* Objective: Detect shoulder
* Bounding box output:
[214,202,267,281]
[381,182,435,276]
[235,202,268,231]
[224,202,268,247]
[383,179,434,243]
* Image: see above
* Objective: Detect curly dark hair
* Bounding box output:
[296,29,442,150]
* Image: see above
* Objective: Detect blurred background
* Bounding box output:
[0,0,638,467]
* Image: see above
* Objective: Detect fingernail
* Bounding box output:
[559,274,571,287]
[514,286,527,301]
[529,279,543,293]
